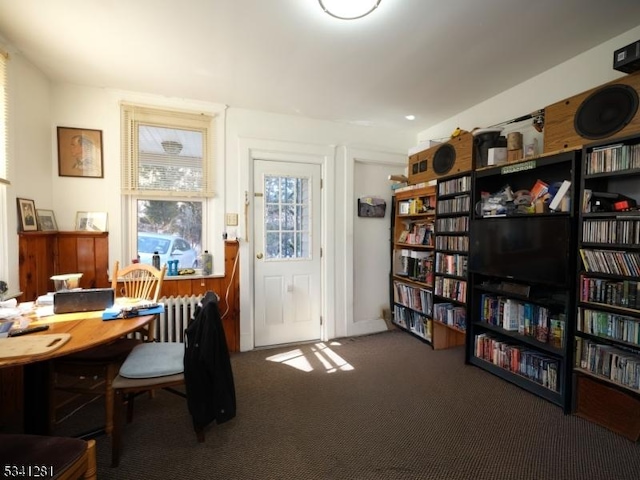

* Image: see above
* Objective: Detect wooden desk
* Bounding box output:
[0,311,154,368]
[0,312,155,434]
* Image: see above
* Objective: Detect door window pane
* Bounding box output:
[264,174,311,260]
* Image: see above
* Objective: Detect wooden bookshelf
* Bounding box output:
[573,133,640,438]
[390,185,436,344]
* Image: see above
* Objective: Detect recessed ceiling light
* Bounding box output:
[405,115,416,121]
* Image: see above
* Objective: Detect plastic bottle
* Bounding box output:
[202,250,213,276]
[152,251,161,270]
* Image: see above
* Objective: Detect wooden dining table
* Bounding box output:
[0,310,155,434]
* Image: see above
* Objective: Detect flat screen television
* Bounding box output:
[469,216,571,287]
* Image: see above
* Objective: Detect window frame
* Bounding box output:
[121,103,217,268]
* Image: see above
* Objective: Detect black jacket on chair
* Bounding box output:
[184,291,236,430]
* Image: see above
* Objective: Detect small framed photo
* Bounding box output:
[75,211,108,232]
[17,198,38,232]
[37,209,58,231]
[57,127,104,178]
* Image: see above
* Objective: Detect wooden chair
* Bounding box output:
[110,292,235,466]
[0,434,97,480]
[49,261,166,437]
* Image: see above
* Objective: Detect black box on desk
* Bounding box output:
[53,288,115,314]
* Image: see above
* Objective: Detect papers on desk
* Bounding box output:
[102,302,164,321]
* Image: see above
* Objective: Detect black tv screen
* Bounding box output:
[469,216,571,287]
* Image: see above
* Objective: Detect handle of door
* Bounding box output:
[256,253,263,259]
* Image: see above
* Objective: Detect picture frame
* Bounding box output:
[75,211,108,232]
[36,209,58,231]
[17,198,38,232]
[57,127,104,178]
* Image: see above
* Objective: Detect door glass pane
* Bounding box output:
[264,174,311,260]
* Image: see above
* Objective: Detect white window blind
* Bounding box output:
[0,49,8,185]
[121,104,215,198]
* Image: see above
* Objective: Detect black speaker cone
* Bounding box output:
[575,84,638,140]
[433,144,455,175]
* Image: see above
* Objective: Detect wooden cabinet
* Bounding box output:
[18,231,109,302]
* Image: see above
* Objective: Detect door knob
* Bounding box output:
[256,253,263,259]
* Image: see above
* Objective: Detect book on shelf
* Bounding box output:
[530,179,549,203]
[549,180,571,211]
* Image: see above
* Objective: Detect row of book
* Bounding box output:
[435,235,469,252]
[580,276,640,311]
[395,249,434,284]
[435,277,467,303]
[585,143,640,175]
[393,282,433,316]
[582,218,640,245]
[438,176,471,196]
[433,302,466,331]
[435,216,469,234]
[474,333,559,392]
[576,338,640,391]
[435,252,467,277]
[397,221,434,246]
[436,195,470,215]
[479,294,565,349]
[393,305,431,341]
[579,248,640,277]
[578,308,640,346]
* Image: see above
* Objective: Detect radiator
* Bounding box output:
[128,294,203,343]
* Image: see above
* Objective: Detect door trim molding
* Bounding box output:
[238,137,335,351]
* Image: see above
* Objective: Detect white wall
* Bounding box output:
[3,43,52,292]
[417,25,640,143]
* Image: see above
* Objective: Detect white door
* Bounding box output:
[253,159,322,347]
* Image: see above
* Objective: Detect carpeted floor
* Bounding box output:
[55,330,640,479]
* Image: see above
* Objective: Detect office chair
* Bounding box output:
[0,434,97,480]
[110,291,236,467]
[49,261,166,437]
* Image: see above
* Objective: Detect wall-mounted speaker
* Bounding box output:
[407,132,474,184]
[544,71,640,153]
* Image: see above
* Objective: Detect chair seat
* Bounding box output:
[0,434,87,473]
[118,342,185,379]
[61,338,142,362]
[113,371,185,389]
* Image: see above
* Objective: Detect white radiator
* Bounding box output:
[127,294,203,343]
[156,294,203,342]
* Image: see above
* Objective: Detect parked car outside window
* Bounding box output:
[138,233,198,269]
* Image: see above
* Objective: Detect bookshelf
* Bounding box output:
[574,134,640,441]
[432,173,471,349]
[391,185,436,344]
[467,150,579,412]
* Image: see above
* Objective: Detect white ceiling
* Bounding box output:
[0,0,639,134]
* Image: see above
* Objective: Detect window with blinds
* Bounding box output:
[0,49,8,185]
[121,104,216,270]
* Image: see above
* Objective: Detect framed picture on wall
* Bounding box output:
[75,211,108,232]
[57,127,104,178]
[17,198,38,232]
[36,209,58,231]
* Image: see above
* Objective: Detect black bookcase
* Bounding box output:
[573,133,640,440]
[432,173,471,349]
[467,150,579,412]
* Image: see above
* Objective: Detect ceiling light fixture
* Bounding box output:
[319,0,382,20]
[161,140,183,155]
[405,115,416,121]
